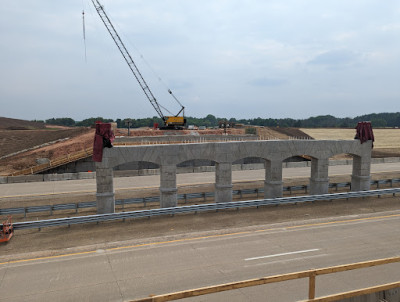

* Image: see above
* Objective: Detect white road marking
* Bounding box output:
[244,254,328,267]
[245,248,320,261]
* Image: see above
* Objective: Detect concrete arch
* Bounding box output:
[95,140,372,213]
[114,160,160,172]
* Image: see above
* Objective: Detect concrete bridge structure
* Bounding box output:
[95,140,372,214]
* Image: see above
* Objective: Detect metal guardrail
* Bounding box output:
[11,188,400,230]
[2,179,400,217]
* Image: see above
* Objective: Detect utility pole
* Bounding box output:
[125,119,132,136]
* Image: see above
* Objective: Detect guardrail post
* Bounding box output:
[308,271,316,300]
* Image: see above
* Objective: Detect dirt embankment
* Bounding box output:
[0,116,45,130]
[0,128,94,175]
[0,128,92,158]
[255,127,312,140]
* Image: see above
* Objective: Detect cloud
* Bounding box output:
[308,49,361,69]
[379,23,400,32]
[248,78,287,87]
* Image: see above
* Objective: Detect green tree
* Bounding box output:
[45,117,76,126]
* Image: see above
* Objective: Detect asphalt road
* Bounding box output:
[1,162,400,198]
[1,212,400,301]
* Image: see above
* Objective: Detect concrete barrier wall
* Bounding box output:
[2,157,398,185]
[115,134,258,144]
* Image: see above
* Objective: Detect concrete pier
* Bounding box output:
[310,158,329,195]
[95,165,115,214]
[215,162,233,203]
[95,140,373,213]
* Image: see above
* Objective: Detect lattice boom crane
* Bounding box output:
[90,0,186,129]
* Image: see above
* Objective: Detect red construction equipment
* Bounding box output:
[0,216,14,243]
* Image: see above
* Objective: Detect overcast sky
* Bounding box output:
[1,1,399,121]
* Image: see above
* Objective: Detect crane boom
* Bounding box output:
[90,0,185,128]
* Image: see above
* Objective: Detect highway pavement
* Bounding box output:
[1,211,400,301]
[1,162,400,198]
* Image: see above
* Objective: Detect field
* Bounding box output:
[301,128,400,157]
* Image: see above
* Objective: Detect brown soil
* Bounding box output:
[270,127,313,139]
[372,148,400,158]
[0,128,94,175]
[0,116,45,130]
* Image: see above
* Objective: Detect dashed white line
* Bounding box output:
[245,248,320,261]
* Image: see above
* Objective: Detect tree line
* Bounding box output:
[41,112,400,129]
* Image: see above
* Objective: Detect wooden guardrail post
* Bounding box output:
[308,270,316,300]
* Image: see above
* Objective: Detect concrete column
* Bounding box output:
[309,158,329,195]
[264,160,283,198]
[351,155,371,191]
[160,164,177,208]
[95,166,115,214]
[215,162,232,203]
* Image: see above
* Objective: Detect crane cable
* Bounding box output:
[117,26,184,110]
[82,10,87,62]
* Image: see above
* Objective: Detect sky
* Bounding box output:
[1,1,400,121]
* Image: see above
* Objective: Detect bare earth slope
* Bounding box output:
[0,116,45,130]
[0,128,92,158]
[0,128,94,175]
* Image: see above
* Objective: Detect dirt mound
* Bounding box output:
[270,127,313,139]
[0,117,45,130]
[253,127,312,140]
